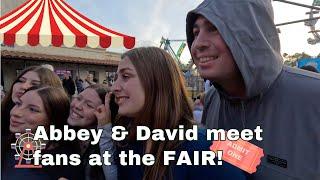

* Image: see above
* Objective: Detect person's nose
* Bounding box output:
[73,99,84,111]
[192,32,210,52]
[111,79,122,93]
[10,105,23,118]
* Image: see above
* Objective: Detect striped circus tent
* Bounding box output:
[0,0,135,49]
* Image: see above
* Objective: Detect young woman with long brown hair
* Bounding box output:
[1,66,62,136]
[2,86,82,180]
[99,47,246,180]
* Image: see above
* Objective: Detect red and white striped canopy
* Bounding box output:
[0,0,135,49]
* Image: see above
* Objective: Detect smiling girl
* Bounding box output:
[99,47,246,180]
[2,87,82,180]
[67,84,118,180]
[1,66,62,136]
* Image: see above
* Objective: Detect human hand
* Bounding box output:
[94,92,112,127]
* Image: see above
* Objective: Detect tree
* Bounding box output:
[283,52,312,67]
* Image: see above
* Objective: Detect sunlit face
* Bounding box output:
[111,57,145,117]
[191,16,239,83]
[12,71,40,103]
[10,90,48,133]
[68,88,102,128]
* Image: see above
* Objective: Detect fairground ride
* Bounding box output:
[159,37,190,71]
[274,0,320,44]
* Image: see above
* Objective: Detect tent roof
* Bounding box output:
[0,0,135,49]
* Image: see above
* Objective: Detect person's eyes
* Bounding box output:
[29,107,40,113]
[86,103,95,109]
[16,78,25,83]
[76,96,82,101]
[14,101,22,107]
[122,74,129,79]
[31,82,40,86]
[205,23,218,33]
[208,26,217,33]
[193,29,199,37]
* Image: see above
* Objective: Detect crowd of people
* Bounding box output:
[62,73,100,98]
[1,47,245,180]
[1,0,320,180]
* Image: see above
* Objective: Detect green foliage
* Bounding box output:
[283,52,312,67]
[313,0,320,6]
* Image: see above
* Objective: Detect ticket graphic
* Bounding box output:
[210,139,264,173]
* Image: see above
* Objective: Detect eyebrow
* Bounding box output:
[13,99,22,104]
[28,104,41,109]
[193,18,215,29]
[77,95,97,105]
[20,77,41,83]
[77,94,83,99]
[84,99,95,105]
[18,77,27,81]
[118,67,134,73]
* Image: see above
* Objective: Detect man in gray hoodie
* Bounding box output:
[186,0,320,179]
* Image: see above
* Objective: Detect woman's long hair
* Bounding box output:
[116,47,195,180]
[1,66,62,136]
[33,86,70,132]
[31,86,79,154]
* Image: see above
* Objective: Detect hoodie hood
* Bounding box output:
[186,0,283,98]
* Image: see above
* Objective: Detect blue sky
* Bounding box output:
[66,0,319,62]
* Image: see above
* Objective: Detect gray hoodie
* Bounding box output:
[186,0,320,179]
